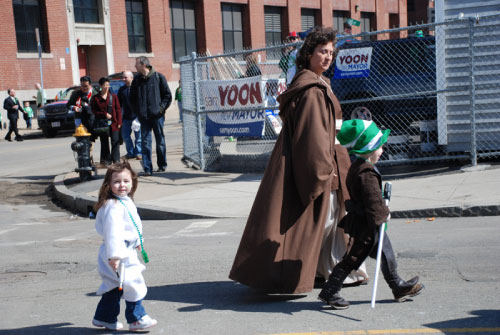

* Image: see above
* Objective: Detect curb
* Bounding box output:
[23,131,45,139]
[391,205,500,218]
[53,173,500,220]
[53,173,222,220]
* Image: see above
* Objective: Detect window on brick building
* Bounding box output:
[389,13,400,39]
[13,0,46,53]
[333,10,349,34]
[170,0,197,62]
[73,0,99,24]
[264,6,282,45]
[361,12,376,41]
[407,0,415,12]
[222,3,243,52]
[126,0,147,53]
[301,8,315,32]
[264,6,282,59]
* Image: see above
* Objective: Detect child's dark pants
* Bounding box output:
[94,287,146,324]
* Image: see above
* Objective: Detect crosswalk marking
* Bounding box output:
[0,241,41,246]
[174,232,231,237]
[54,230,94,242]
[13,222,49,226]
[0,220,228,246]
[0,228,19,235]
[147,220,230,239]
[175,221,218,235]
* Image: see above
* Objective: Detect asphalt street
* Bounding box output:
[0,130,499,335]
[1,211,500,334]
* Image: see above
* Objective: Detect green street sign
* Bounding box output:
[346,18,361,27]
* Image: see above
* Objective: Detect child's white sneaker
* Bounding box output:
[92,318,124,330]
[129,315,158,331]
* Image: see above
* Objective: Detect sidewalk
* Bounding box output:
[0,118,45,140]
[52,110,500,219]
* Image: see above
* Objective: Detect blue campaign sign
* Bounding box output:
[206,110,266,137]
[201,76,285,137]
[334,47,373,79]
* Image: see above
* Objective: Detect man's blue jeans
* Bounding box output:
[122,118,142,158]
[140,115,167,173]
[94,287,146,323]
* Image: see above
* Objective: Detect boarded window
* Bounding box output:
[301,8,315,32]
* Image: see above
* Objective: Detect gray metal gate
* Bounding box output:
[180,15,500,171]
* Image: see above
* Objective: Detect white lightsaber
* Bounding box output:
[117,261,125,291]
[371,182,392,309]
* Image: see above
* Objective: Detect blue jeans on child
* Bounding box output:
[121,118,142,158]
[94,287,146,323]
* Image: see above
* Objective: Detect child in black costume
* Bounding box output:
[318,119,424,310]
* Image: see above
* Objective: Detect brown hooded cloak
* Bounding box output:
[229,69,350,293]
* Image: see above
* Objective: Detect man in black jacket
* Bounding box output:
[130,56,172,175]
[67,76,96,135]
[118,70,142,160]
[3,88,25,142]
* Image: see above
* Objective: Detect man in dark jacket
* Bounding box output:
[67,76,97,134]
[3,88,25,142]
[118,70,142,160]
[130,56,172,175]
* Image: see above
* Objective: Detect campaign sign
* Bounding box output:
[201,76,267,136]
[200,76,264,111]
[334,47,373,79]
[205,110,266,136]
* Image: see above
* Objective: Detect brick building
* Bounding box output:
[0,0,407,105]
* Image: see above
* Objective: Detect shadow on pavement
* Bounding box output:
[1,175,55,181]
[0,322,121,335]
[423,309,500,332]
[145,171,219,180]
[232,173,265,182]
[379,162,463,180]
[147,280,371,315]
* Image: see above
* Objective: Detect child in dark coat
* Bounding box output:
[318,119,424,310]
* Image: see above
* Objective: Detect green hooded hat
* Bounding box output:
[336,119,390,154]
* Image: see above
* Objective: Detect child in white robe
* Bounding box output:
[92,160,157,331]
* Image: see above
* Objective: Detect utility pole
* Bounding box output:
[35,28,45,102]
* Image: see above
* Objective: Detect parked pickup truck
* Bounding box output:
[329,35,436,131]
[37,86,83,138]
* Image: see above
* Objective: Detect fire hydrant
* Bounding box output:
[71,124,96,181]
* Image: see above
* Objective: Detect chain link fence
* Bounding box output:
[180,15,500,171]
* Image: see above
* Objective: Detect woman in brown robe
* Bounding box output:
[229,26,363,294]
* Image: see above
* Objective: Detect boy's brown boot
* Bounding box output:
[391,276,425,302]
[318,267,350,310]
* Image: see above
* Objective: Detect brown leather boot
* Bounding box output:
[391,276,425,302]
[318,267,350,310]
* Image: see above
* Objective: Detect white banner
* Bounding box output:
[200,76,264,111]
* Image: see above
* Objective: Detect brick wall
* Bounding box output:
[0,0,407,104]
[110,0,178,82]
[0,0,73,103]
